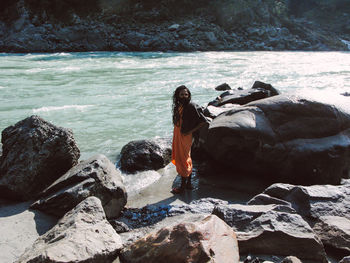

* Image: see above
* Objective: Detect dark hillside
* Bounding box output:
[0,0,349,52]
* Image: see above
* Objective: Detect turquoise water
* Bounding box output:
[1,51,350,161]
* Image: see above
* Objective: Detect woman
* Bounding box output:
[171,85,208,194]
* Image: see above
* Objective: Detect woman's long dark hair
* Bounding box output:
[172,85,191,126]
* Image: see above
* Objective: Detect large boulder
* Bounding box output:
[120,214,239,263]
[16,196,122,263]
[212,204,327,263]
[119,138,171,173]
[31,154,127,219]
[249,183,350,252]
[205,95,350,185]
[0,115,80,200]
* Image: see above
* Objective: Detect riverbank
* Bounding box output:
[1,0,350,52]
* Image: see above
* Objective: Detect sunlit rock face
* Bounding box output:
[204,95,350,185]
[0,115,80,200]
[248,182,350,254]
[31,154,127,219]
[212,203,328,263]
[17,197,122,263]
[120,214,239,263]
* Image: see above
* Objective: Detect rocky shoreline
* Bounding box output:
[1,0,350,53]
[1,82,350,262]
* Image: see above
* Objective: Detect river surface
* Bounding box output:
[1,51,350,162]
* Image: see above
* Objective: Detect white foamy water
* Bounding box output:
[0,51,350,162]
[33,105,94,113]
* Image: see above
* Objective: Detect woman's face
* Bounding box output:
[179,89,189,100]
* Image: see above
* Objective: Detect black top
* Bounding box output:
[181,102,209,134]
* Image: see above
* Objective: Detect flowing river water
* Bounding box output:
[1,51,350,162]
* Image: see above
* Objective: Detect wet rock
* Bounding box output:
[209,81,279,106]
[212,204,327,262]
[205,95,350,185]
[31,154,127,219]
[120,215,239,263]
[0,115,80,200]
[17,197,122,263]
[119,138,171,174]
[120,198,228,229]
[215,82,231,91]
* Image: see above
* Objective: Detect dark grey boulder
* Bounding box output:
[205,95,350,185]
[0,115,80,200]
[209,80,279,107]
[215,82,231,91]
[31,154,127,219]
[17,196,122,263]
[119,138,171,174]
[212,204,328,263]
[251,80,279,96]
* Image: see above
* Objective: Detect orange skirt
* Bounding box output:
[171,125,192,178]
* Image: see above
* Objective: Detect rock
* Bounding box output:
[215,82,231,91]
[204,104,241,119]
[340,256,350,263]
[16,196,122,263]
[281,256,303,263]
[120,214,239,263]
[209,81,279,107]
[31,154,127,219]
[312,216,350,252]
[119,138,171,174]
[0,115,80,200]
[250,183,350,252]
[212,204,327,262]
[259,183,350,220]
[122,31,149,49]
[251,80,279,96]
[247,193,292,207]
[110,220,130,233]
[205,95,350,185]
[168,24,180,31]
[205,31,219,45]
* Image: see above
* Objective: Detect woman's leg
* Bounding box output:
[186,173,193,190]
[171,176,186,194]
